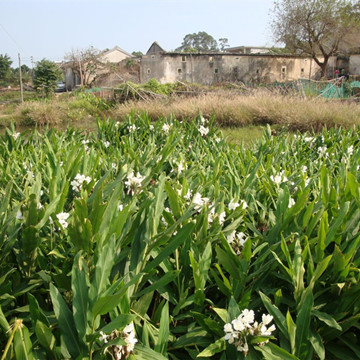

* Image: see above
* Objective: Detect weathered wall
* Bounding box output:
[100,50,131,63]
[350,55,360,75]
[140,53,322,85]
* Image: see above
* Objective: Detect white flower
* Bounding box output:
[177,160,186,174]
[270,170,288,185]
[125,171,145,195]
[200,116,207,124]
[71,174,91,192]
[99,331,108,343]
[208,207,216,223]
[103,141,110,148]
[16,210,23,220]
[115,121,120,128]
[149,124,154,130]
[348,145,354,156]
[56,212,69,229]
[225,310,275,354]
[199,125,209,137]
[82,139,90,145]
[12,132,20,140]
[232,318,246,332]
[317,146,327,157]
[228,199,240,211]
[192,192,209,211]
[112,163,117,169]
[240,200,248,210]
[262,314,273,326]
[129,124,137,132]
[288,197,296,208]
[240,309,255,327]
[226,230,236,244]
[236,232,247,247]
[118,204,124,212]
[162,123,171,134]
[215,137,221,143]
[219,211,226,225]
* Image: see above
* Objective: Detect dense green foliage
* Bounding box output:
[0,54,12,81]
[33,59,63,96]
[175,32,229,53]
[0,116,359,359]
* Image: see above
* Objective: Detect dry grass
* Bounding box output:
[112,90,360,132]
[1,89,360,132]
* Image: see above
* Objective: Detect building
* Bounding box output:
[63,46,134,90]
[140,42,324,85]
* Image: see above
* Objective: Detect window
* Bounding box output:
[178,68,182,74]
[147,68,151,74]
[281,66,287,73]
[301,68,304,73]
[256,69,260,74]
[151,55,156,59]
[182,55,186,62]
[215,68,218,73]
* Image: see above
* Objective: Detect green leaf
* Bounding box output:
[14,324,34,360]
[100,314,136,334]
[71,252,89,344]
[165,180,181,219]
[197,338,226,357]
[89,235,116,304]
[286,310,296,354]
[144,222,194,272]
[133,344,168,360]
[309,329,325,360]
[295,288,313,358]
[92,272,143,318]
[255,342,300,360]
[155,301,169,356]
[49,283,83,358]
[312,310,342,331]
[35,320,55,352]
[134,270,179,298]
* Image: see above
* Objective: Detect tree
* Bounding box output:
[218,38,230,52]
[271,0,360,77]
[33,59,63,96]
[131,51,143,57]
[64,46,100,87]
[0,54,12,81]
[176,31,219,52]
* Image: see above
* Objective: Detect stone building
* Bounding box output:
[140,42,326,85]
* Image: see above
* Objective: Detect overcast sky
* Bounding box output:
[1,0,275,67]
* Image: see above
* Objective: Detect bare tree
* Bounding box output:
[64,46,100,87]
[271,0,360,77]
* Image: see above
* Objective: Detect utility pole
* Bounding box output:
[18,53,24,103]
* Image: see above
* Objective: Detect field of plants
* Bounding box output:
[0,115,359,359]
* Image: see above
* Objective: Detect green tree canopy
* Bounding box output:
[271,0,360,77]
[0,54,12,81]
[175,31,219,52]
[33,59,63,95]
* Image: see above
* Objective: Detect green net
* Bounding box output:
[299,78,360,98]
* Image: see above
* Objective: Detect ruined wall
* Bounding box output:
[350,55,360,75]
[140,53,322,85]
[100,50,131,63]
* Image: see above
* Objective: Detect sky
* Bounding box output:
[1,0,276,68]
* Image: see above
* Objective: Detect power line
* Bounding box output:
[0,23,25,53]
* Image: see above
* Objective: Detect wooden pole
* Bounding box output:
[18,53,24,103]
